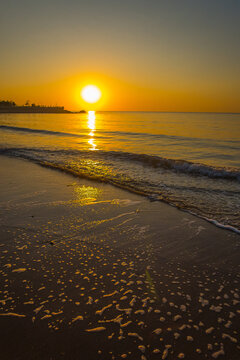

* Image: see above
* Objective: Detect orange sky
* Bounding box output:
[1,1,240,112]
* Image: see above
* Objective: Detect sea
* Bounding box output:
[0,111,239,232]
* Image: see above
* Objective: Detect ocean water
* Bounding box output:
[0,112,239,232]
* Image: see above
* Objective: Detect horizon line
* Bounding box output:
[91,110,240,115]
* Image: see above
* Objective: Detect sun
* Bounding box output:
[81,85,101,104]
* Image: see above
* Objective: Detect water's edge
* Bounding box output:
[1,152,239,235]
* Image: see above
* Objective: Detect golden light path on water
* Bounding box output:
[87,111,96,150]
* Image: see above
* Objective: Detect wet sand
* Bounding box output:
[0,156,239,360]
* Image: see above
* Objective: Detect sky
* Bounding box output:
[1,0,240,112]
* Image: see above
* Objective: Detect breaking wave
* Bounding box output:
[101,151,240,182]
[1,146,238,182]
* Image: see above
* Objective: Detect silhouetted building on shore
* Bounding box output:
[0,101,71,113]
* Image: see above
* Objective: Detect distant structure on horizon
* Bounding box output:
[0,100,72,113]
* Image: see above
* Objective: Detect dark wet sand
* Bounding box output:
[0,156,239,360]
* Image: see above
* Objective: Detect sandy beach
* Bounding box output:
[2,0,240,358]
[0,156,239,360]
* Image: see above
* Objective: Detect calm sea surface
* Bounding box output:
[0,112,239,231]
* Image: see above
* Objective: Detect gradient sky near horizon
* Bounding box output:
[1,0,240,112]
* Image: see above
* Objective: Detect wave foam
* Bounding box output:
[0,147,239,182]
[0,147,239,233]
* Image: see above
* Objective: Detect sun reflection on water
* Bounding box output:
[88,138,96,150]
[87,111,97,150]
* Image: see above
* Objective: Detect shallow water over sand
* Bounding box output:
[0,112,239,230]
[0,157,240,360]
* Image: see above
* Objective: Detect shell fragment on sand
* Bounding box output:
[95,304,112,316]
[85,327,106,332]
[72,315,84,322]
[0,312,26,318]
[12,268,27,273]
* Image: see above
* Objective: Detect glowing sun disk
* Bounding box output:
[81,85,101,103]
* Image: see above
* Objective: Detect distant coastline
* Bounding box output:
[0,100,86,114]
[0,106,71,114]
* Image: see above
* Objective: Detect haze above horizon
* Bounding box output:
[1,0,239,112]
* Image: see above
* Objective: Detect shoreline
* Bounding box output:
[0,109,86,114]
[2,151,239,235]
[0,156,239,359]
[35,160,240,236]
